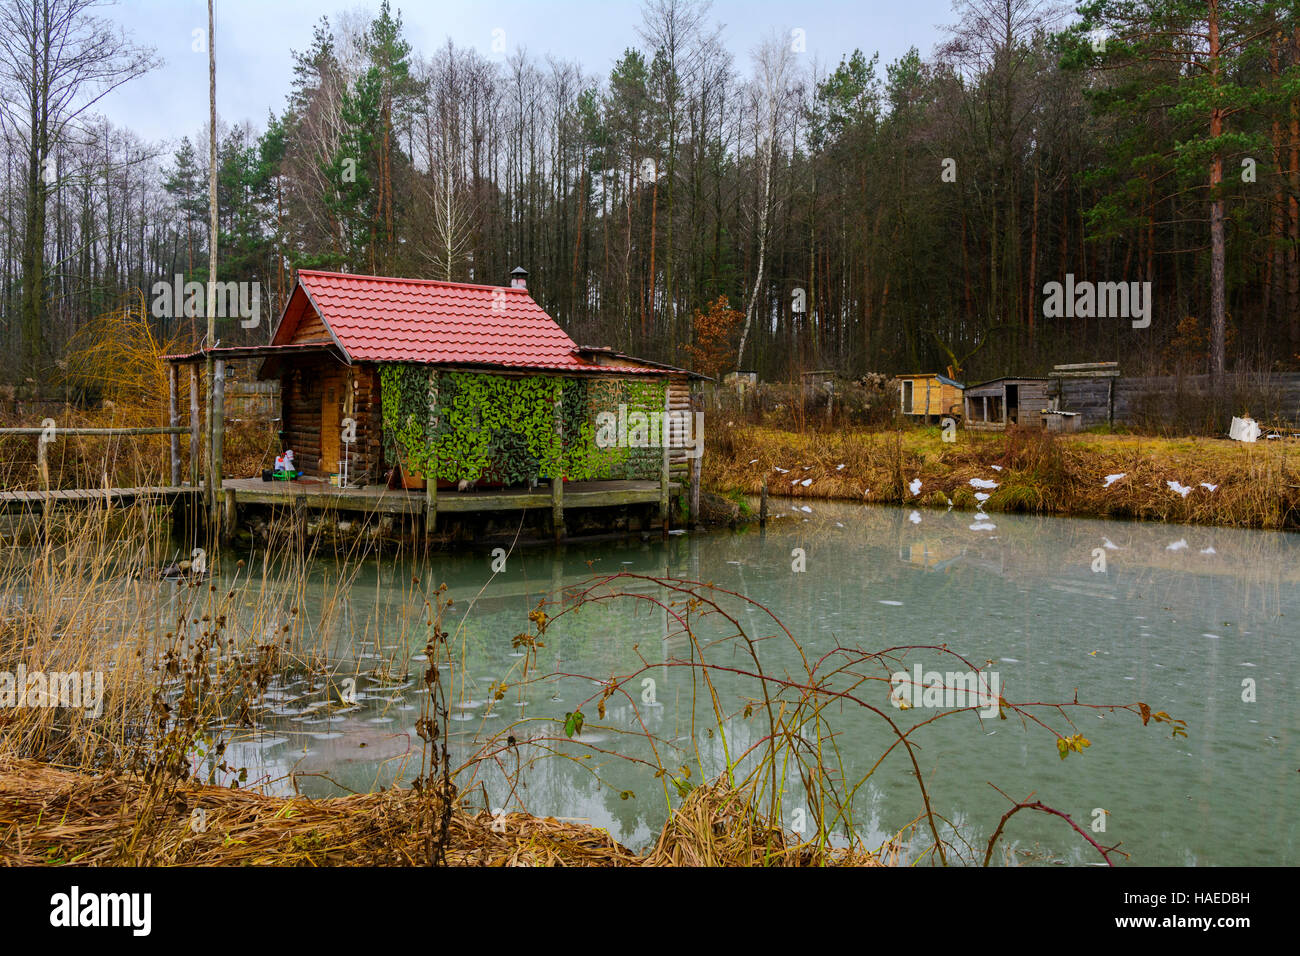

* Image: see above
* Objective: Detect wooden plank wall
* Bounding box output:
[280,357,383,480]
[668,377,693,476]
[1017,382,1049,429]
[1055,372,1300,429]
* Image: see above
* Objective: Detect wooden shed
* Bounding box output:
[898,373,964,421]
[162,268,707,537]
[963,377,1051,429]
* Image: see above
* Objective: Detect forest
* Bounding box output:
[1,0,1299,388]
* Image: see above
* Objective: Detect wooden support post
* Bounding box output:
[659,446,670,534]
[760,479,768,526]
[688,389,702,527]
[425,471,437,538]
[424,371,439,541]
[689,452,702,529]
[36,433,49,492]
[552,388,565,541]
[659,380,671,534]
[168,364,181,486]
[211,359,226,536]
[36,431,50,525]
[189,365,200,489]
[224,487,237,539]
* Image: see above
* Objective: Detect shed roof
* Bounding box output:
[964,376,1051,393]
[264,270,671,375]
[899,372,964,388]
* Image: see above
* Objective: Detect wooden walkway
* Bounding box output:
[0,486,199,515]
[0,477,680,541]
[221,477,676,515]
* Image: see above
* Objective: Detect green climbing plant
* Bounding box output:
[378,365,666,485]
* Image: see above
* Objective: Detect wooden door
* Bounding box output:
[321,381,342,474]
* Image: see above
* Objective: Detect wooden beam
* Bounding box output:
[0,427,187,436]
[688,389,702,526]
[425,472,437,536]
[168,364,181,486]
[425,371,439,540]
[659,382,670,533]
[224,487,237,538]
[211,359,226,536]
[552,389,565,541]
[1052,362,1119,372]
[189,365,200,489]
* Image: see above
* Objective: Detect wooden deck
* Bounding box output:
[0,478,680,542]
[0,486,199,515]
[221,476,675,515]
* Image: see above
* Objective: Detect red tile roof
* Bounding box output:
[277,269,657,374]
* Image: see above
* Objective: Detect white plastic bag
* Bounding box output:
[1229,417,1260,442]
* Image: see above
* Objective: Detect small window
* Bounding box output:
[902,380,914,414]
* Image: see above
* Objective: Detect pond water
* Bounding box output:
[193,501,1297,865]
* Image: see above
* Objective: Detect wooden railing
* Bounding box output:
[0,425,191,490]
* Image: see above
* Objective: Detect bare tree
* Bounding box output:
[0,0,156,374]
[735,32,798,370]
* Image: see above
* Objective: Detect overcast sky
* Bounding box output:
[96,0,962,145]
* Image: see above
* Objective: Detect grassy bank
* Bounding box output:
[0,758,883,867]
[705,424,1300,530]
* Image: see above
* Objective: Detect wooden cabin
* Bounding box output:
[962,377,1051,430]
[163,268,705,506]
[898,373,964,422]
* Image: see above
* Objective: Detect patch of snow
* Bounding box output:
[748,459,758,464]
[1103,473,1125,488]
[1200,482,1218,492]
[908,478,922,496]
[974,492,990,502]
[799,505,813,513]
[1166,538,1188,551]
[1167,480,1192,498]
[879,600,903,606]
[969,477,999,489]
[836,464,845,471]
[773,466,789,474]
[800,478,812,487]
[991,464,1003,471]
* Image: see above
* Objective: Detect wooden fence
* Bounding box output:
[1054,371,1300,432]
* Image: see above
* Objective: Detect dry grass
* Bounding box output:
[641,779,882,867]
[0,759,882,867]
[0,757,640,866]
[706,423,1300,530]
